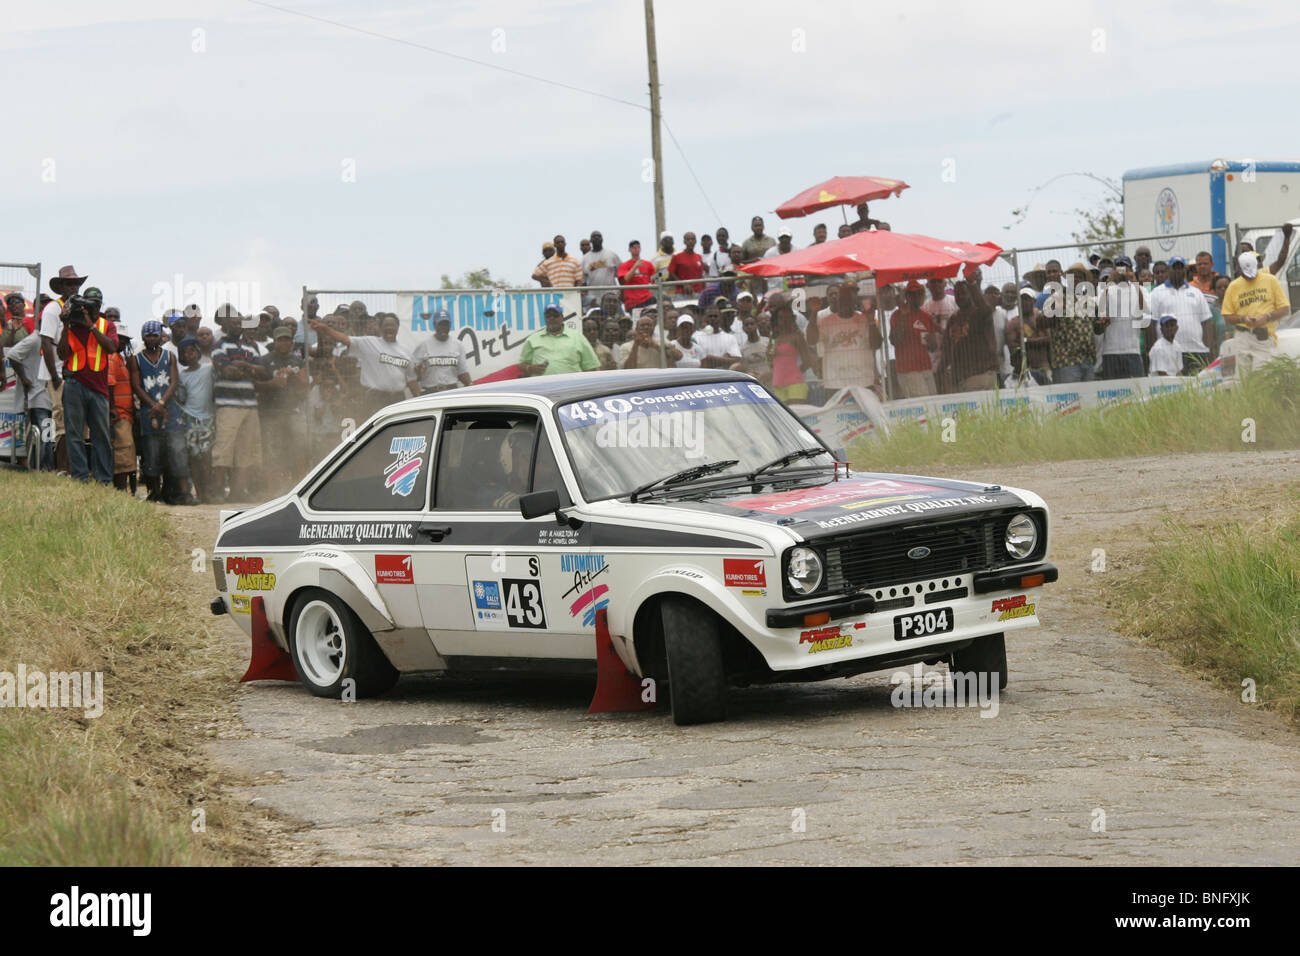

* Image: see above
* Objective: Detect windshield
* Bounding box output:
[556,381,833,501]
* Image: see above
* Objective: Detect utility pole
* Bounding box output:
[644,0,665,241]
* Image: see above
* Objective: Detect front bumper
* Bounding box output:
[752,567,1053,672]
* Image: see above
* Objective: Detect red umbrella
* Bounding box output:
[775,175,909,220]
[738,231,1003,285]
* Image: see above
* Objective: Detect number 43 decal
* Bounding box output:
[503,578,547,629]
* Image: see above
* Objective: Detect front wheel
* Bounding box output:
[950,632,1007,691]
[287,590,398,698]
[661,597,728,725]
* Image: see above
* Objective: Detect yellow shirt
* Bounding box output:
[1221,272,1289,341]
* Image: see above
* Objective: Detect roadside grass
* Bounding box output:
[1113,506,1300,725]
[852,358,1300,471]
[0,472,262,865]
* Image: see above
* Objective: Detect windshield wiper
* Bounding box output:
[749,446,830,479]
[629,459,741,502]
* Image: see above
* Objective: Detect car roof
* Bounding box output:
[451,368,756,406]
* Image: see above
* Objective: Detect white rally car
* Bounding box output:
[211,369,1056,724]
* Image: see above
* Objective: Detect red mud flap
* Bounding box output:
[588,608,656,714]
[240,596,299,683]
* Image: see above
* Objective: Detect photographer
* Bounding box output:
[39,265,90,471]
[54,283,118,483]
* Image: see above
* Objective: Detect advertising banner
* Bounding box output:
[394,290,584,381]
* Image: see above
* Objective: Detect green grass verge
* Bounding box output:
[1113,507,1300,724]
[0,473,235,865]
[852,357,1300,471]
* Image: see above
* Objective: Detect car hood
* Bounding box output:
[654,472,1035,541]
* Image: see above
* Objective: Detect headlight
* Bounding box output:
[787,546,824,595]
[1005,513,1038,560]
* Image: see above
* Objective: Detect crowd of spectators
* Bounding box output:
[3,216,1291,500]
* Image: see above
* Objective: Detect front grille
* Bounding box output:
[821,509,1035,594]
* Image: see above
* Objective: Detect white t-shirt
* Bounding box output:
[990,306,1012,376]
[37,299,64,382]
[817,312,877,389]
[1098,283,1147,356]
[1148,336,1183,376]
[581,249,621,289]
[1148,282,1211,355]
[347,335,415,392]
[673,339,704,368]
[411,335,469,388]
[694,328,741,361]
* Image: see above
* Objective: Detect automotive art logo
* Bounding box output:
[384,436,427,497]
[472,580,502,610]
[1155,187,1179,251]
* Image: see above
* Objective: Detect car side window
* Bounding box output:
[531,430,572,508]
[435,412,537,511]
[309,418,435,512]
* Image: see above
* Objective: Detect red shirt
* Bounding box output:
[668,251,705,294]
[892,307,936,373]
[618,257,657,308]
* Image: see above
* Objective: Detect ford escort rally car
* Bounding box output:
[211,369,1057,724]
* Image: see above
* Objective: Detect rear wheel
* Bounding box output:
[950,632,1007,691]
[287,590,398,698]
[661,597,728,725]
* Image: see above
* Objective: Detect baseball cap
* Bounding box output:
[177,336,200,352]
[542,240,555,250]
[273,325,293,339]
[584,307,604,318]
[83,287,104,301]
[141,319,163,336]
[184,303,202,318]
[906,280,924,291]
[166,310,186,325]
[1114,255,1134,268]
[433,309,451,323]
[676,315,695,327]
[4,291,24,302]
[1168,255,1188,267]
[1100,268,1113,280]
[660,230,672,239]
[778,227,793,238]
[1159,314,1178,325]
[544,304,563,316]
[735,291,755,302]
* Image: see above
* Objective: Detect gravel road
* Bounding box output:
[195,450,1300,865]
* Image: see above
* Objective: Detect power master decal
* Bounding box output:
[465,554,548,631]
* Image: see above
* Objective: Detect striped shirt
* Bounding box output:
[211,336,263,407]
[537,253,582,288]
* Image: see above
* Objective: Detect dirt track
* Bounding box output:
[181,450,1300,865]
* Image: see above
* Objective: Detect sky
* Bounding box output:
[6,0,1300,334]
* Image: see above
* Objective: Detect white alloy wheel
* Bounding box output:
[294,599,348,687]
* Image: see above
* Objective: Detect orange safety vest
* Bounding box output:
[65,316,111,372]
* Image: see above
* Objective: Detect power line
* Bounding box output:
[662,118,722,225]
[243,0,645,111]
[243,0,722,226]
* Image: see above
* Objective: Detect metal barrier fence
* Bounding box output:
[0,260,41,464]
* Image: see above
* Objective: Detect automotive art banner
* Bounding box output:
[395,290,584,381]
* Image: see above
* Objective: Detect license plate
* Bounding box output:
[893,607,955,641]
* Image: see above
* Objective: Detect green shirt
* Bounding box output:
[520,326,600,374]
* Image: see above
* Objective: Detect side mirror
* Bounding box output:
[519,489,561,520]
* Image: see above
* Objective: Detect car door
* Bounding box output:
[301,412,441,646]
[414,405,597,665]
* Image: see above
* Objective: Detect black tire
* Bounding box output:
[661,596,728,725]
[950,632,1007,691]
[286,589,398,699]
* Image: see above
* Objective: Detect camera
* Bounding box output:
[62,294,98,323]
